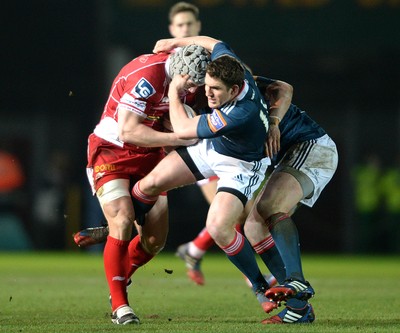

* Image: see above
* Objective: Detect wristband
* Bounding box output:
[269,115,281,125]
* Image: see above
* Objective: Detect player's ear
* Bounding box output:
[230,84,240,96]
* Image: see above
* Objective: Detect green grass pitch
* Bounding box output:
[0,252,399,333]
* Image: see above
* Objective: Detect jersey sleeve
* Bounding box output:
[211,42,236,60]
[115,58,167,119]
[118,92,149,118]
[196,104,253,138]
[212,42,253,78]
[254,76,276,88]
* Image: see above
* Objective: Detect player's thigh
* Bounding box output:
[237,197,255,225]
[144,150,197,191]
[98,179,135,227]
[256,171,303,218]
[198,178,218,204]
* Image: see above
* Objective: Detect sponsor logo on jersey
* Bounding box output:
[132,78,156,99]
[95,163,116,173]
[207,109,227,132]
[120,93,136,105]
[120,93,147,112]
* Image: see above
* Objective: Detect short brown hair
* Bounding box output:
[169,2,200,22]
[207,56,244,89]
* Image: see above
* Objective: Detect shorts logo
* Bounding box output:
[132,78,156,99]
[233,174,244,183]
[207,109,227,133]
[95,163,116,173]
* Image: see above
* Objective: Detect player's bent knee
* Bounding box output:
[142,173,164,195]
[265,212,290,231]
[141,237,165,255]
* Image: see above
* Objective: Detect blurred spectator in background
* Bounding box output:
[0,147,32,250]
[0,150,25,193]
[380,154,400,253]
[168,1,201,39]
[352,152,383,253]
[33,150,71,249]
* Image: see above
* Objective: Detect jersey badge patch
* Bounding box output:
[132,78,156,99]
[207,110,227,133]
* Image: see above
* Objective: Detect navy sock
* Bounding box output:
[131,197,154,225]
[131,181,158,225]
[223,232,266,291]
[268,215,304,281]
[258,245,286,284]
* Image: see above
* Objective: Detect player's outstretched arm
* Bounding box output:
[118,106,197,148]
[153,36,220,53]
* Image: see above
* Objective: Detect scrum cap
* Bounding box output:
[169,45,210,85]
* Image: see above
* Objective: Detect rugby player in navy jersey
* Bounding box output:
[231,76,338,324]
[133,36,338,324]
[131,35,283,315]
[246,77,338,324]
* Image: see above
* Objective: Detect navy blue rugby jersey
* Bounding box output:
[255,76,326,163]
[196,42,269,162]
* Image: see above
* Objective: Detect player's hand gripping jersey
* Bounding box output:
[255,76,327,162]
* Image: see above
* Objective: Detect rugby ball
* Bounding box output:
[163,104,197,133]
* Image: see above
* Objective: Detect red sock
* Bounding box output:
[253,235,275,254]
[220,230,245,255]
[193,227,215,251]
[235,223,244,234]
[104,236,130,311]
[126,235,154,278]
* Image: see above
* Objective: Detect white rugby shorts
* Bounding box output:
[275,134,338,207]
[186,139,271,200]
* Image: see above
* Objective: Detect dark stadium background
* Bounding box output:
[1,0,399,253]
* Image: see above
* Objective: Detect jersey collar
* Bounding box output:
[235,80,249,101]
